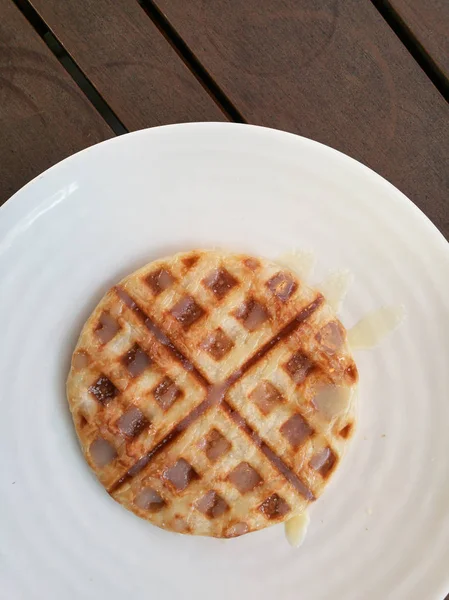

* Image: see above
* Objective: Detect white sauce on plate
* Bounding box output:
[348,306,406,350]
[285,512,310,548]
[276,250,315,281]
[318,269,353,313]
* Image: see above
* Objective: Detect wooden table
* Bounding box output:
[1,0,448,596]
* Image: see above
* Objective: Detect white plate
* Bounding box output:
[1,123,449,600]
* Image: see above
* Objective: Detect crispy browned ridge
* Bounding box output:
[108,289,324,495]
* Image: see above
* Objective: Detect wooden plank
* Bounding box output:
[29,0,225,130]
[154,0,449,238]
[389,0,449,79]
[0,0,112,205]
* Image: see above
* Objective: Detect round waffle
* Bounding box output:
[67,250,358,537]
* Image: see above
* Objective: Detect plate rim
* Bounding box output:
[1,122,448,254]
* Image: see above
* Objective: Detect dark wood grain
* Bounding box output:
[154,0,449,238]
[389,0,449,79]
[0,0,112,205]
[29,0,224,130]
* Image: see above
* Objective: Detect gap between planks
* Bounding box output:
[371,0,449,104]
[136,0,246,123]
[12,0,125,135]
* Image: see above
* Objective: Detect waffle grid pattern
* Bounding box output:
[67,251,357,537]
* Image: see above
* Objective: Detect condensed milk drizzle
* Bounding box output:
[347,306,406,350]
[276,250,316,281]
[285,512,310,548]
[318,270,353,314]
